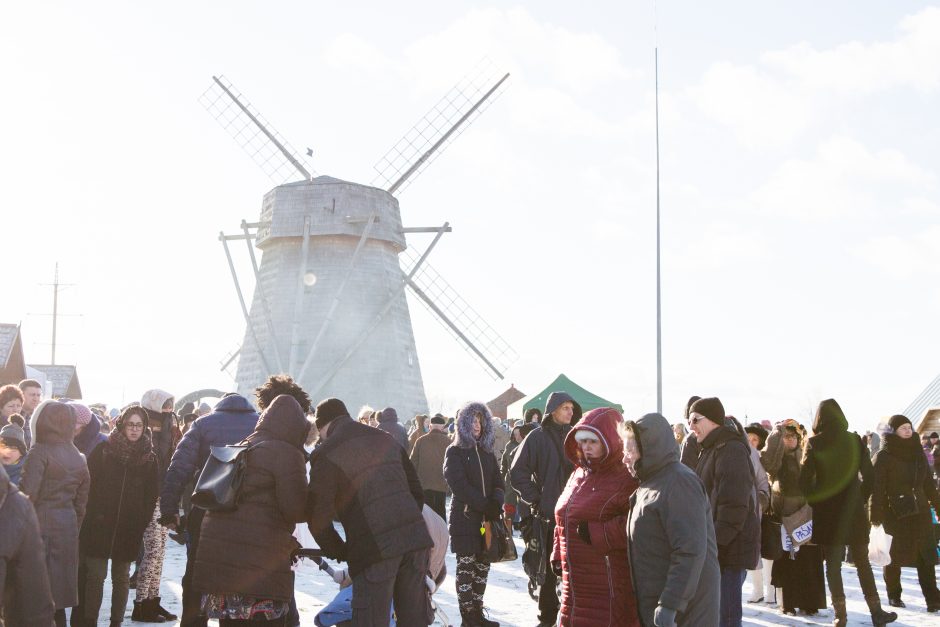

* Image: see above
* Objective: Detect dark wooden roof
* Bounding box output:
[27,364,82,399]
[0,323,27,384]
[487,384,526,419]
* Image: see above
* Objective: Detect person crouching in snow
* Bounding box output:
[552,407,640,626]
[622,413,720,627]
[444,401,504,627]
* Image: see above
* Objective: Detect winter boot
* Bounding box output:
[460,609,483,627]
[887,596,905,608]
[865,595,898,626]
[132,599,166,623]
[153,598,177,620]
[831,596,847,627]
[478,610,500,627]
[110,621,123,627]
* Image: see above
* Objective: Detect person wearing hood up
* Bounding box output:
[686,398,760,627]
[134,388,181,622]
[444,401,504,627]
[69,402,107,457]
[623,413,719,627]
[0,463,56,625]
[20,400,91,627]
[193,395,310,625]
[376,406,409,450]
[871,414,940,613]
[524,407,542,425]
[552,407,640,626]
[799,399,897,627]
[510,391,582,627]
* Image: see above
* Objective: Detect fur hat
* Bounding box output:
[744,422,769,449]
[430,414,446,426]
[314,398,349,430]
[689,397,725,426]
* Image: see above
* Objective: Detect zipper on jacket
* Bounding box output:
[109,467,129,557]
[604,555,614,626]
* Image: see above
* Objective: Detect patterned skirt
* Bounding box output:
[201,593,290,620]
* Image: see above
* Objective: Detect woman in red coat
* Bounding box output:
[552,407,641,627]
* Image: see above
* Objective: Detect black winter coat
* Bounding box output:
[799,400,872,547]
[695,426,760,570]
[510,420,573,519]
[307,416,432,577]
[870,434,940,567]
[80,441,159,562]
[444,443,504,555]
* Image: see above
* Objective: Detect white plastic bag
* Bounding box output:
[868,524,893,567]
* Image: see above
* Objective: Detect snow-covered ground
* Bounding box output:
[90,537,938,626]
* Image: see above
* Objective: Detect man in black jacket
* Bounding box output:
[509,392,582,627]
[307,397,433,627]
[688,397,760,627]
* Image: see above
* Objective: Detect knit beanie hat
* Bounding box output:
[314,398,349,430]
[689,397,725,426]
[0,414,27,455]
[887,414,912,432]
[68,402,94,427]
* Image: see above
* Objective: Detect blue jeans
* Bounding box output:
[720,567,746,627]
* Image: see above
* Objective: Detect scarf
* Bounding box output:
[105,428,156,467]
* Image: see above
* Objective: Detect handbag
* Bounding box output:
[475,446,517,563]
[761,515,784,560]
[782,503,814,547]
[191,442,257,512]
[888,492,920,519]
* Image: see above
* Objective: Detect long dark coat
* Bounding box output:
[20,401,90,609]
[870,433,940,567]
[444,403,504,555]
[80,436,159,562]
[799,399,872,547]
[194,395,309,601]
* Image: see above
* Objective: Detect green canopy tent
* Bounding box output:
[506,373,622,420]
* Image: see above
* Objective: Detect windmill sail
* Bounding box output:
[372,60,510,195]
[200,75,314,184]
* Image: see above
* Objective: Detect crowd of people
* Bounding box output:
[2,374,940,627]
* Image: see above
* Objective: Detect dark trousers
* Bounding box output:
[424,490,446,522]
[351,548,431,627]
[538,521,560,624]
[83,557,131,623]
[884,554,940,603]
[719,567,746,627]
[181,507,208,627]
[822,543,878,600]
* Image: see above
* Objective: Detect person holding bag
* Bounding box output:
[444,401,504,627]
[870,414,940,612]
[552,407,640,626]
[761,420,825,617]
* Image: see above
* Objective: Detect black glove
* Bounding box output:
[576,521,591,545]
[530,500,542,519]
[551,560,563,577]
[484,498,502,521]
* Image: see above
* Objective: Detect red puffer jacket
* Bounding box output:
[553,407,640,627]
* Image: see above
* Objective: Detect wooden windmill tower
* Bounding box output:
[203,63,516,420]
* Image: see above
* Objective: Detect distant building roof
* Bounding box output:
[0,323,27,384]
[28,364,82,399]
[487,384,526,419]
[905,373,940,431]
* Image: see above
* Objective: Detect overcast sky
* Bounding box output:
[2,1,938,429]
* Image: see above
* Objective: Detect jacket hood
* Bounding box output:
[73,413,103,451]
[812,399,848,435]
[543,392,582,425]
[212,394,257,414]
[33,400,77,445]
[564,407,624,471]
[454,401,495,452]
[250,394,310,449]
[141,389,174,413]
[378,407,399,424]
[632,412,679,481]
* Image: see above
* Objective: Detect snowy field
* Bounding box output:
[89,537,939,626]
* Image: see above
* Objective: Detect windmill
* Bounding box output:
[203,62,517,420]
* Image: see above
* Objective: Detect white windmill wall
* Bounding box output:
[235,177,429,421]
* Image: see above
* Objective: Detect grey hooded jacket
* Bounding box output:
[626,413,719,627]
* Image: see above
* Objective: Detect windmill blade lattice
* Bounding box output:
[401,246,517,380]
[372,59,509,195]
[200,75,314,185]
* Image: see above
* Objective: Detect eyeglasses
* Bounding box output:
[688,416,702,425]
[125,423,145,430]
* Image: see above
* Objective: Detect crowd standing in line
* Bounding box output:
[1,374,939,627]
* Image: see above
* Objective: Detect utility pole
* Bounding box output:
[39,263,75,364]
[654,47,663,414]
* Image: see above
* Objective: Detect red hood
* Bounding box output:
[564,407,624,472]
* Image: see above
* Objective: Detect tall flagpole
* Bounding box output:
[655,46,663,414]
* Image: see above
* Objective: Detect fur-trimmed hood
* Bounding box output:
[454,401,496,452]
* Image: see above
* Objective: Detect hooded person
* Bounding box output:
[20,400,91,626]
[799,399,896,626]
[510,391,583,627]
[69,401,108,457]
[871,414,940,612]
[376,406,409,450]
[623,413,719,627]
[408,414,429,452]
[194,395,310,623]
[552,408,640,627]
[0,413,28,486]
[0,463,56,625]
[443,401,505,626]
[133,388,180,622]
